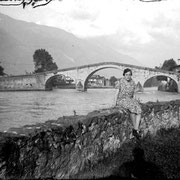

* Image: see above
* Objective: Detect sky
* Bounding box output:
[0,0,180,68]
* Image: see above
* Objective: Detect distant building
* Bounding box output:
[88,75,106,87]
[105,78,111,87]
[65,76,74,84]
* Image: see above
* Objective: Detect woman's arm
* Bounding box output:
[113,80,120,107]
[132,80,136,98]
[114,88,119,106]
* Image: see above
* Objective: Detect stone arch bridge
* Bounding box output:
[0,62,180,92]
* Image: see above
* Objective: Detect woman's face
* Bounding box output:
[124,71,132,81]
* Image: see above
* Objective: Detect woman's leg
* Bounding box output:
[130,113,141,130]
[130,113,139,139]
[130,113,142,139]
[130,113,136,129]
[135,113,141,130]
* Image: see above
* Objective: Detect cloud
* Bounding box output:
[1,0,180,40]
[1,0,180,67]
[70,10,97,21]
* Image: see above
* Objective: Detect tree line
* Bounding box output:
[33,49,58,73]
[0,62,5,76]
[155,58,178,81]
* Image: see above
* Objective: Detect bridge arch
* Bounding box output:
[83,66,121,91]
[80,64,180,92]
[143,74,178,92]
[45,74,67,90]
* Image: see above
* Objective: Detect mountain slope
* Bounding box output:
[0,12,140,75]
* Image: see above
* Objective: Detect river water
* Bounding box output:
[0,87,180,132]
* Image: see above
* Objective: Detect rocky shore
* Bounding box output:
[1,100,180,179]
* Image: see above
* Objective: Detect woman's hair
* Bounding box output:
[123,68,132,76]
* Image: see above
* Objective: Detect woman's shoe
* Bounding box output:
[132,129,141,140]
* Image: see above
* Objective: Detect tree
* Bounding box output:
[109,76,117,87]
[161,58,177,71]
[156,58,178,92]
[156,58,177,81]
[0,62,5,76]
[33,49,58,73]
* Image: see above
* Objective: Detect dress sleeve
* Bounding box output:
[132,80,136,96]
[132,80,136,90]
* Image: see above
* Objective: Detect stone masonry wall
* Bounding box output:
[0,74,45,91]
[0,100,180,179]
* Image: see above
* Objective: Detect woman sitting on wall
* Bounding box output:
[114,68,142,139]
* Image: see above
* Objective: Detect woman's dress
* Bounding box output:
[115,78,142,114]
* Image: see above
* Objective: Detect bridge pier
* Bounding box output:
[177,84,180,93]
[76,88,87,92]
[136,81,144,92]
[76,86,87,92]
[76,80,87,92]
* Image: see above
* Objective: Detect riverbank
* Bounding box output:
[1,100,180,179]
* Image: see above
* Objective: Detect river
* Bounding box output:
[0,87,180,132]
